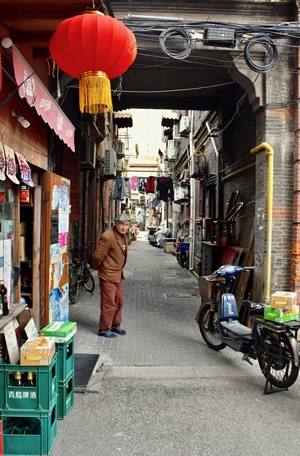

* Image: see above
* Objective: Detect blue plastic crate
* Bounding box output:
[1,402,57,455]
[178,242,190,251]
[0,353,57,412]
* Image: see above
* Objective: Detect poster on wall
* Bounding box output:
[58,184,69,250]
[44,173,70,324]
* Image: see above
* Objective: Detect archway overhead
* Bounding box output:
[111,49,241,111]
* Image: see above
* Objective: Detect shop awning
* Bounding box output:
[161,110,180,127]
[12,45,75,152]
[114,110,133,128]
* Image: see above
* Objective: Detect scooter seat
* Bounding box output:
[220,321,252,336]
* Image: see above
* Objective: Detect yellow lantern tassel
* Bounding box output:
[79,71,113,114]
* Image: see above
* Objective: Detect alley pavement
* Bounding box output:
[51,232,300,456]
[68,231,258,381]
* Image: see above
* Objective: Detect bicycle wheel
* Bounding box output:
[69,265,79,304]
[82,262,95,292]
[258,329,299,389]
[197,303,226,351]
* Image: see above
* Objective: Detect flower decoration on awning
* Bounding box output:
[49,11,137,115]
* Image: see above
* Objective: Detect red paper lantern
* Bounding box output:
[49,11,137,114]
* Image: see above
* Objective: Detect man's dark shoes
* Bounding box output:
[111,326,126,335]
[98,330,117,338]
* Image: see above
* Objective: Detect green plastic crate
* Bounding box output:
[0,353,57,412]
[58,374,74,420]
[1,402,57,455]
[264,305,299,323]
[56,337,74,383]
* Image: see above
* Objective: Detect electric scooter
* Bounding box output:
[196,264,300,393]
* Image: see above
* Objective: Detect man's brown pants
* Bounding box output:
[99,279,124,333]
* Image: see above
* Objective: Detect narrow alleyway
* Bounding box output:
[51,234,300,456]
[68,232,249,372]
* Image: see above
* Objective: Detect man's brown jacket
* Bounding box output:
[93,227,128,283]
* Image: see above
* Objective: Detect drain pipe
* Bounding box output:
[250,142,274,302]
[206,122,220,218]
[189,110,195,271]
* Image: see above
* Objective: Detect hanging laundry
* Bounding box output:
[130,176,139,190]
[138,178,146,194]
[113,176,125,200]
[146,176,156,194]
[124,178,131,198]
[156,176,174,202]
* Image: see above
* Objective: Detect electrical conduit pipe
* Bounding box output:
[250,142,274,302]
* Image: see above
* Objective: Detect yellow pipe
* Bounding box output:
[221,162,255,182]
[250,142,274,302]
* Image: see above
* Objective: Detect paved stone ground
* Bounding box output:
[51,235,300,456]
[69,231,246,372]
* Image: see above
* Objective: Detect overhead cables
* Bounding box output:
[159,27,194,60]
[243,34,278,73]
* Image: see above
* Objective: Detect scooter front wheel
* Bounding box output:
[197,303,226,351]
[258,329,299,389]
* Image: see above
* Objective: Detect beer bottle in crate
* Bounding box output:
[0,281,8,316]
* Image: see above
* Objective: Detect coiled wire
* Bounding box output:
[159,27,194,60]
[244,34,278,73]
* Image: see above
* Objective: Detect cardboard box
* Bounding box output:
[39,321,77,338]
[20,336,55,366]
[48,327,77,344]
[264,305,299,323]
[270,291,297,310]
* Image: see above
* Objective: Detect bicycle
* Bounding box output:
[69,257,95,304]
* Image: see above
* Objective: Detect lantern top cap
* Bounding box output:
[83,10,104,16]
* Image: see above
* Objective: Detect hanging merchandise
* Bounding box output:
[49,11,137,114]
[15,152,34,187]
[20,185,30,204]
[3,144,19,185]
[0,142,6,181]
[113,176,125,200]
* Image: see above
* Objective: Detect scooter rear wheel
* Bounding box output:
[197,303,226,351]
[258,329,299,389]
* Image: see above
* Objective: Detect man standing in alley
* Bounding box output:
[93,213,131,338]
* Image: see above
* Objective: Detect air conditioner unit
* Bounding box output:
[116,158,124,173]
[172,202,182,213]
[81,136,96,170]
[179,116,190,136]
[167,139,179,160]
[116,141,126,158]
[190,154,204,178]
[103,149,117,176]
[174,186,188,202]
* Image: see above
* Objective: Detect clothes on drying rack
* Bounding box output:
[113,176,126,200]
[124,178,131,198]
[130,176,139,190]
[156,176,174,202]
[146,176,156,194]
[138,178,146,194]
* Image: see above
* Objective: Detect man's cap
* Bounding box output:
[115,213,131,223]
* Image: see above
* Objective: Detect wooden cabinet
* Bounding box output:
[201,241,223,275]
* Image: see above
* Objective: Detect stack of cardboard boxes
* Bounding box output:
[264,291,299,323]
